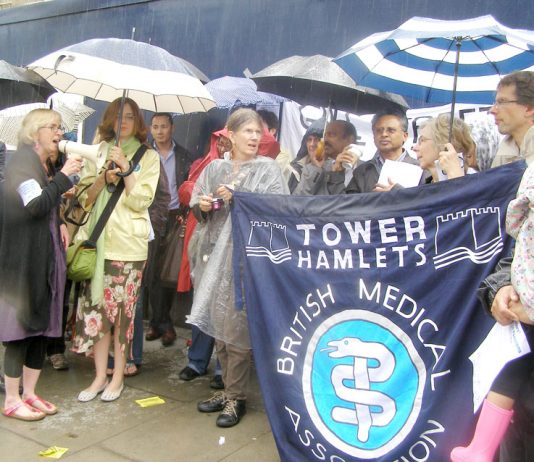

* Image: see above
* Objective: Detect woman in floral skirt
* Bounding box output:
[72,98,159,402]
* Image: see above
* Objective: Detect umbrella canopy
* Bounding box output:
[251,54,408,114]
[205,76,288,108]
[334,15,534,106]
[28,38,215,114]
[0,60,56,111]
[0,100,95,147]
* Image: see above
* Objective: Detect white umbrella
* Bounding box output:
[28,38,215,114]
[0,100,95,148]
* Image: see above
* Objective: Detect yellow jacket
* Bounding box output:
[77,139,160,261]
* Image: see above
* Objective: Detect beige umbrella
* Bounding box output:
[0,100,95,148]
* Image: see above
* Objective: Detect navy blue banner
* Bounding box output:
[231,162,525,462]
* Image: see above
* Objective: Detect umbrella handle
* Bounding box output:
[116,162,135,177]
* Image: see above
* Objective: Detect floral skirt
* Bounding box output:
[72,260,145,356]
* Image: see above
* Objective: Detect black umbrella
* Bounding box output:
[0,60,56,111]
[251,54,408,115]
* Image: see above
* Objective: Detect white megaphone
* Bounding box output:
[58,140,107,170]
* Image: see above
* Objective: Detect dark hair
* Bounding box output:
[295,125,323,160]
[330,120,357,140]
[257,109,279,131]
[498,71,534,106]
[371,109,409,132]
[151,112,174,125]
[97,97,148,143]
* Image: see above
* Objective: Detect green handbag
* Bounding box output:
[66,240,97,282]
[65,144,148,282]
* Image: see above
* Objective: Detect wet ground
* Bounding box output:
[0,325,280,461]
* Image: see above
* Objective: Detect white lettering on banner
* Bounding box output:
[297,243,427,269]
[277,281,450,389]
[391,420,445,462]
[277,282,450,458]
[277,285,335,375]
[295,217,427,270]
[358,279,450,389]
[297,217,426,246]
[284,407,445,461]
[285,406,348,462]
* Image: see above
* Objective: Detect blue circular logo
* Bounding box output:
[303,310,425,459]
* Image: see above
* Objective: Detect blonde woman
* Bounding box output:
[0,109,81,420]
[413,113,477,183]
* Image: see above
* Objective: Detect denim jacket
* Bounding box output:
[477,256,512,315]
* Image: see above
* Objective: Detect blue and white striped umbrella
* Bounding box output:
[334,15,534,106]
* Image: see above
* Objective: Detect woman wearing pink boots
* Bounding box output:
[451,162,534,461]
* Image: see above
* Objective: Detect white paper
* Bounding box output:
[16,179,42,206]
[469,322,530,412]
[377,159,423,188]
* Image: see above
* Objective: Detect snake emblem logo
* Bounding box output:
[302,310,426,459]
[323,337,396,443]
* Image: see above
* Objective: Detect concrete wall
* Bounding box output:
[1,0,532,78]
[1,0,532,150]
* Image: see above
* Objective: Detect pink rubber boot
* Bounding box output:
[450,399,513,462]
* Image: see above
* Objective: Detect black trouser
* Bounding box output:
[492,354,534,400]
[148,212,180,333]
[491,325,534,400]
[3,336,47,377]
[499,364,534,462]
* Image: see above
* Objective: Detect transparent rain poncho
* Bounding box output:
[187,156,288,349]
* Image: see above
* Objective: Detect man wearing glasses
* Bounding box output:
[345,109,421,193]
[490,71,534,167]
[480,71,534,462]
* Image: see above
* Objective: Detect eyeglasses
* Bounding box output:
[373,127,403,135]
[416,135,432,144]
[492,99,519,108]
[40,124,65,132]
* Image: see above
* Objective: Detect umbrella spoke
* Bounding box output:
[28,38,214,114]
[0,60,56,111]
[471,38,504,76]
[424,38,458,104]
[252,54,407,114]
[334,15,534,106]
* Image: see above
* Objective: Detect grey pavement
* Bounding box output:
[0,326,280,462]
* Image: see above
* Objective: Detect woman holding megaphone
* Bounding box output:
[71,97,159,403]
[0,109,81,421]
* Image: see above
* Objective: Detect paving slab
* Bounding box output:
[0,326,280,461]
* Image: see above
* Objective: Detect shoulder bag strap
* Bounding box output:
[88,144,148,242]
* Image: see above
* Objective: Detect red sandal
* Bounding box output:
[23,396,58,415]
[2,401,46,421]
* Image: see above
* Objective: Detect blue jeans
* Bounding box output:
[187,325,221,375]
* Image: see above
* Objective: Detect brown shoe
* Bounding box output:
[161,328,176,347]
[145,327,161,341]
